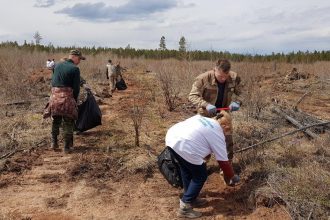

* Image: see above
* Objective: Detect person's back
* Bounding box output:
[49,50,85,154]
[52,59,80,100]
[106,62,116,76]
[106,59,118,96]
[166,115,227,165]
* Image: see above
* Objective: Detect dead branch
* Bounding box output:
[293,91,310,111]
[296,109,330,130]
[0,149,24,160]
[1,100,31,106]
[235,121,330,153]
[272,108,318,139]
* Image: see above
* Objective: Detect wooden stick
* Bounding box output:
[0,149,24,160]
[293,91,310,111]
[235,121,330,153]
[273,108,318,139]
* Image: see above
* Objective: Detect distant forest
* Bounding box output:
[1,41,330,63]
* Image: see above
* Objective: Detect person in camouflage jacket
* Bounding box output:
[50,49,85,153]
[188,59,242,160]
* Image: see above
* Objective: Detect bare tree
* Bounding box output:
[157,64,181,111]
[130,99,145,147]
[33,31,42,45]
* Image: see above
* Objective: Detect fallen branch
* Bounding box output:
[1,100,31,106]
[293,91,310,111]
[235,121,330,153]
[273,108,318,139]
[0,149,24,160]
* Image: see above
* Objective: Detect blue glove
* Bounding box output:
[206,104,217,114]
[229,101,240,112]
[228,174,240,186]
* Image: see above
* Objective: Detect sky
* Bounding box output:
[1,0,330,54]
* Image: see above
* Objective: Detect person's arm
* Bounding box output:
[218,161,240,186]
[233,74,243,104]
[73,68,81,101]
[218,161,234,180]
[188,77,209,108]
[106,67,109,79]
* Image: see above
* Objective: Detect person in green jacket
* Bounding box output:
[50,49,85,153]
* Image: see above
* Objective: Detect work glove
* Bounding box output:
[83,84,91,92]
[206,104,217,115]
[227,174,240,187]
[229,101,240,112]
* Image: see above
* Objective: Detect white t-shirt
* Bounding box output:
[46,60,55,69]
[106,63,117,76]
[165,115,228,165]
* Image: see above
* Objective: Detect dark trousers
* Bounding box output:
[51,116,74,140]
[171,149,208,203]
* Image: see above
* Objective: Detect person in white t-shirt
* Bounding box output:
[165,114,240,218]
[46,59,56,73]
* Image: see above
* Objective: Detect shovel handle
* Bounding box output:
[217,107,230,111]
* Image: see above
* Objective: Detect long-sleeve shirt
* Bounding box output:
[188,70,242,109]
[52,59,80,100]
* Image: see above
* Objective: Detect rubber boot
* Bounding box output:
[51,135,59,150]
[177,199,202,219]
[64,135,73,154]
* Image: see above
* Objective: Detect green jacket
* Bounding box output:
[52,59,80,100]
[188,70,242,116]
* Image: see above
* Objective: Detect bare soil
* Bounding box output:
[0,69,313,220]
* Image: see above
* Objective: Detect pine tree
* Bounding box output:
[159,36,166,50]
[179,36,186,52]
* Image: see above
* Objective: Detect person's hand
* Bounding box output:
[229,101,240,112]
[206,104,217,114]
[83,84,91,91]
[228,175,240,186]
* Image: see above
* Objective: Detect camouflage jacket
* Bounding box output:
[50,87,78,120]
[188,70,242,117]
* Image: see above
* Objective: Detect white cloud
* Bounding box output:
[0,0,330,53]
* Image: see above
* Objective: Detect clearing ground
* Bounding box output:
[1,61,329,219]
[0,70,291,220]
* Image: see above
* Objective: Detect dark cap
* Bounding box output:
[70,49,86,60]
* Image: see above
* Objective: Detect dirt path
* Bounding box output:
[0,78,290,220]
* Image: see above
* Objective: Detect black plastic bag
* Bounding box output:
[157,147,183,188]
[75,92,102,132]
[116,77,127,90]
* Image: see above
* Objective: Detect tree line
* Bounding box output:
[1,40,330,63]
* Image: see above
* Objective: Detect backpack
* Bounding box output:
[157,147,183,188]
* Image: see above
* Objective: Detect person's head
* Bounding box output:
[108,59,112,64]
[213,111,232,134]
[60,57,68,62]
[69,49,86,65]
[214,59,231,83]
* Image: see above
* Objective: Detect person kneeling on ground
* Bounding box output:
[165,114,240,218]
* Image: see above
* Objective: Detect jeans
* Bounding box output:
[170,149,208,203]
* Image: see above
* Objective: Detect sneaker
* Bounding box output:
[178,200,202,218]
[191,198,208,208]
[177,208,202,219]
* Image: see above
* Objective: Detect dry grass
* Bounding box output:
[0,47,329,218]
